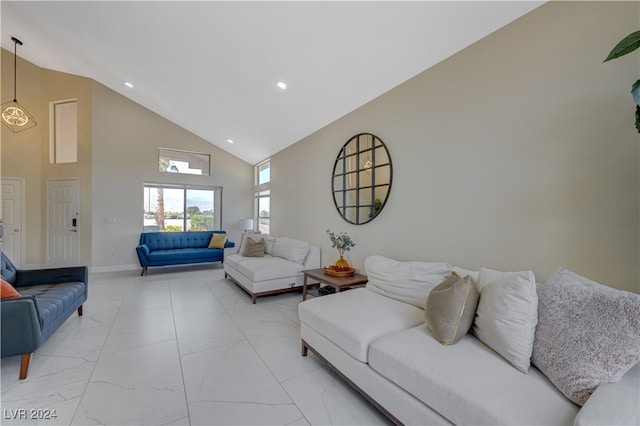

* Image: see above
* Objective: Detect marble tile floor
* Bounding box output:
[1,264,390,426]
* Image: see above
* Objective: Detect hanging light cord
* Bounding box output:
[11,37,22,103]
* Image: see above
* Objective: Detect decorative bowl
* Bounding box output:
[323,266,356,277]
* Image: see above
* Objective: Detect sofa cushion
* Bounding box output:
[574,363,639,426]
[208,233,228,249]
[19,282,86,332]
[1,255,18,285]
[368,324,578,426]
[365,255,452,308]
[271,237,309,264]
[236,256,304,282]
[141,230,220,250]
[425,272,479,345]
[472,267,538,373]
[1,279,21,298]
[224,253,252,270]
[264,236,277,255]
[532,267,640,406]
[148,248,219,262]
[298,288,425,363]
[452,266,479,282]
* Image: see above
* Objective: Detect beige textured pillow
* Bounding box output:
[239,237,266,257]
[532,267,640,406]
[425,272,480,345]
[208,233,228,249]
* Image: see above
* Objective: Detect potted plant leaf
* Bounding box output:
[604,30,640,133]
[326,229,356,270]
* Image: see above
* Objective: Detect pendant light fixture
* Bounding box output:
[2,37,37,133]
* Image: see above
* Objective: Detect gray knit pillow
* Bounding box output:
[531,267,640,406]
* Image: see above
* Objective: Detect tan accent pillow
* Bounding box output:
[208,233,228,249]
[239,237,266,257]
[425,272,480,345]
[532,267,640,406]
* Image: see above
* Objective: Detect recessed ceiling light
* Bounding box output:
[124,81,134,88]
[276,81,287,90]
[226,138,234,144]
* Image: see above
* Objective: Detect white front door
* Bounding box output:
[47,178,80,266]
[1,178,25,267]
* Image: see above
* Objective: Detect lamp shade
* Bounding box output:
[2,99,37,133]
[2,37,37,134]
[238,219,254,231]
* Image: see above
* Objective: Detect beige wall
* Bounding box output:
[1,50,254,270]
[2,2,638,290]
[90,82,253,270]
[270,1,640,293]
[1,50,93,266]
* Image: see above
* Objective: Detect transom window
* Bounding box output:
[159,148,210,176]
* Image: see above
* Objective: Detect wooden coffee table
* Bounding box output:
[302,268,368,301]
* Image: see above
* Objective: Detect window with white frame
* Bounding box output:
[143,183,222,232]
[255,160,270,234]
[159,148,211,176]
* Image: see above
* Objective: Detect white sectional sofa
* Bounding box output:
[224,234,320,303]
[299,255,640,425]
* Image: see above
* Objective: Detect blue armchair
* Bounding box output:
[1,253,88,379]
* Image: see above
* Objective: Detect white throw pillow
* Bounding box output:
[264,236,276,255]
[271,237,309,264]
[472,267,538,373]
[452,266,479,282]
[365,255,452,309]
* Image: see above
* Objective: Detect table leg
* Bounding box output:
[302,274,308,301]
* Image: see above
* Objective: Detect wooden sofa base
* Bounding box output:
[225,272,303,303]
[301,339,402,426]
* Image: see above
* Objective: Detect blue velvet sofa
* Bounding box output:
[1,252,88,380]
[135,230,234,275]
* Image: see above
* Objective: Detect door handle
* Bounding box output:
[69,229,77,232]
[14,229,20,232]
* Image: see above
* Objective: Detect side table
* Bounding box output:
[302,268,368,301]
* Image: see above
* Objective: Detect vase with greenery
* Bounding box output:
[604,30,640,133]
[326,229,356,269]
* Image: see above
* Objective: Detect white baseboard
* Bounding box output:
[23,263,48,270]
[90,264,140,274]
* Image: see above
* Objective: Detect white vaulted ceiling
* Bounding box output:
[1,1,543,165]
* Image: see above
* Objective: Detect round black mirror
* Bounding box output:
[331,133,392,225]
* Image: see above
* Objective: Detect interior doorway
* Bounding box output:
[1,177,25,267]
[47,178,80,266]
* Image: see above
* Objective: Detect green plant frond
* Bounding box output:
[604,30,640,62]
